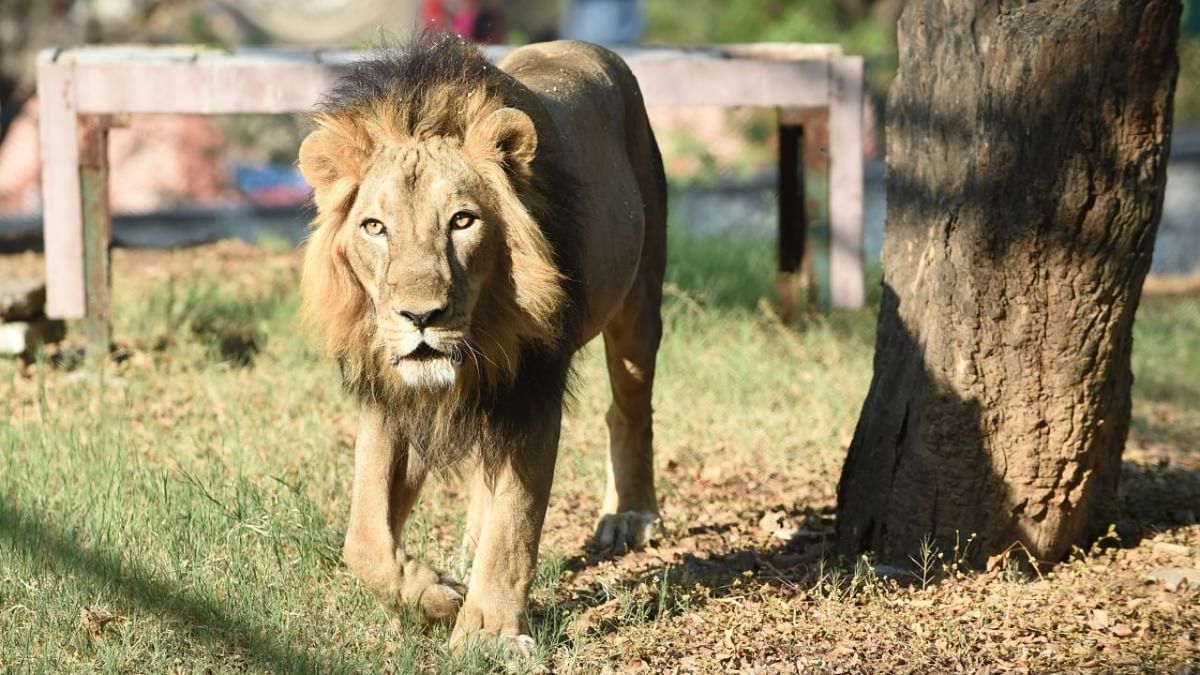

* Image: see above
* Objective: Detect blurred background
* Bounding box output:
[0,0,1197,280]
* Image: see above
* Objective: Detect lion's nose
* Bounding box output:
[398,304,448,330]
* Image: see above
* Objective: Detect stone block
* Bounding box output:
[0,279,46,321]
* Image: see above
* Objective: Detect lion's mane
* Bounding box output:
[299,34,584,468]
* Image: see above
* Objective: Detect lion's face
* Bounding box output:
[299,101,567,394]
[345,137,501,389]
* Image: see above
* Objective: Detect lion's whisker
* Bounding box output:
[466,342,499,379]
[464,343,485,379]
[471,327,515,375]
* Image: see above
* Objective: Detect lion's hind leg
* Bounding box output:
[591,248,664,555]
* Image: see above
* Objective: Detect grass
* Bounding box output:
[1,233,1197,673]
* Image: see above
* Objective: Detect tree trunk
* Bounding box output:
[836,0,1181,566]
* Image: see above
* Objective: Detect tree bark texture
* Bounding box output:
[836,0,1181,566]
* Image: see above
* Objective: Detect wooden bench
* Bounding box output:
[36,43,865,354]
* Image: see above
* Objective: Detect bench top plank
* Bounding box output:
[44,42,842,65]
[43,43,842,114]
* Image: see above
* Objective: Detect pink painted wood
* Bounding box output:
[829,56,866,310]
[67,53,833,114]
[37,50,85,319]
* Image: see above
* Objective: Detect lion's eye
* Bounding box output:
[361,219,386,237]
[449,211,477,230]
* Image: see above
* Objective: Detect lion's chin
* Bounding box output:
[395,357,460,390]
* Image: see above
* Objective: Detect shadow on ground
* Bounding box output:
[537,449,1200,644]
[533,504,840,640]
[0,500,345,673]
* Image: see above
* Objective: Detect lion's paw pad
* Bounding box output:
[589,510,658,555]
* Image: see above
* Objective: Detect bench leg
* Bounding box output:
[37,57,86,320]
[829,56,865,310]
[776,114,807,323]
[809,110,832,312]
[79,116,112,360]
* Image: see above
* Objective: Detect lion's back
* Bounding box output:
[498,41,664,343]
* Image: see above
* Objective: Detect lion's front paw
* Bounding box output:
[451,630,538,661]
[498,633,537,660]
[589,510,658,555]
[449,599,533,658]
[400,559,466,624]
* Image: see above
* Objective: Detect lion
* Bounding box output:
[297,33,666,653]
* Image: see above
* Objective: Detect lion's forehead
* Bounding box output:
[363,137,479,205]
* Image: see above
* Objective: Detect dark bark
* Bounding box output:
[0,1,104,142]
[836,0,1181,566]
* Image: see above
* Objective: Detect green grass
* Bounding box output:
[0,232,1196,673]
[1131,293,1200,438]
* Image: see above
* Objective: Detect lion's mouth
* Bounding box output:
[392,341,465,390]
[395,342,464,365]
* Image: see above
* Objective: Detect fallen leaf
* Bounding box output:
[80,606,121,641]
[987,552,1011,572]
[758,510,787,534]
[1088,609,1110,630]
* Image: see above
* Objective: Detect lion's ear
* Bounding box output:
[299,124,372,194]
[298,128,344,190]
[465,107,537,170]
